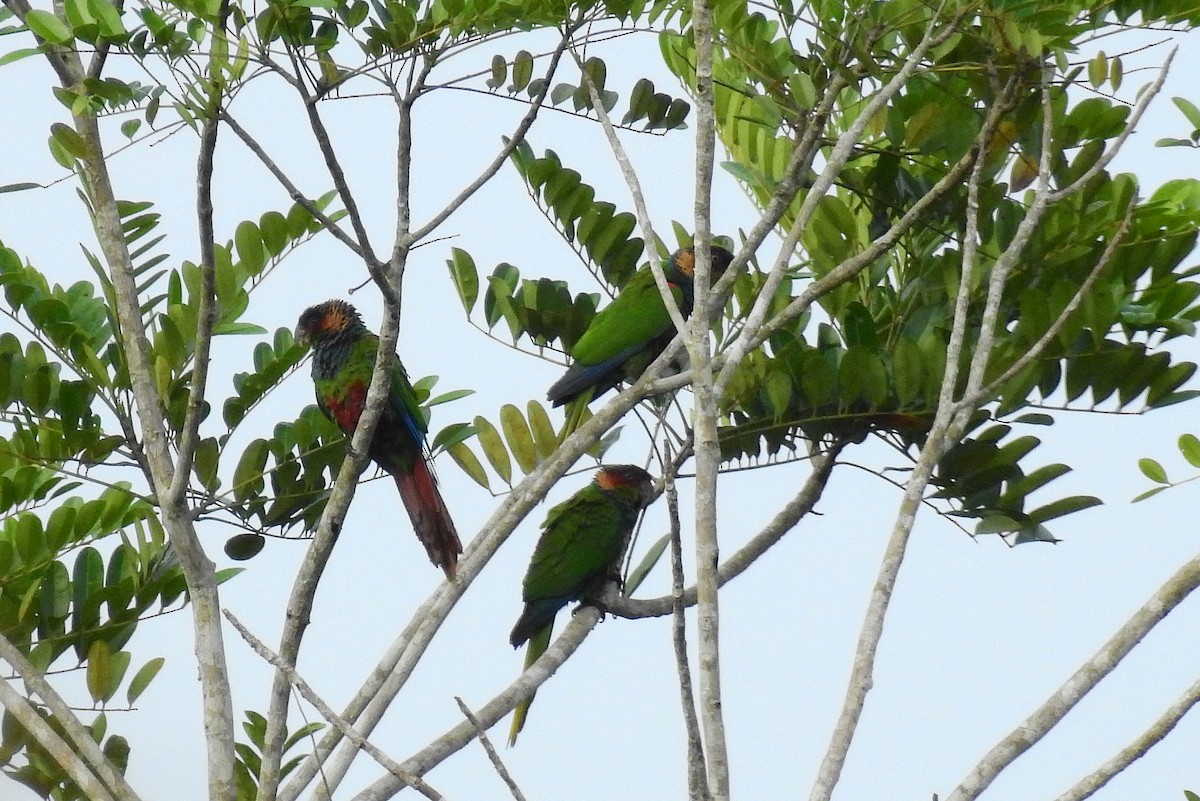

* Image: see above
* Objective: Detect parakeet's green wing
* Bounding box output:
[569,268,686,365]
[387,348,428,439]
[522,486,634,603]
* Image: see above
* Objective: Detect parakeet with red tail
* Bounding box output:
[295,299,462,580]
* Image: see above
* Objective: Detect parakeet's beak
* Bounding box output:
[294,324,310,347]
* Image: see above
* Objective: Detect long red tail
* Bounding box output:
[393,458,462,580]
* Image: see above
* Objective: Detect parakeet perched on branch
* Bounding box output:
[547,245,734,438]
[296,299,462,579]
[508,464,655,744]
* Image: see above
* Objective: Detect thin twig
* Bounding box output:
[664,463,709,801]
[605,443,842,618]
[454,697,527,801]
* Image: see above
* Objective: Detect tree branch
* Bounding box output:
[454,697,528,801]
[945,550,1200,801]
[223,611,443,801]
[1051,673,1200,801]
[605,442,842,618]
[350,608,604,801]
[0,634,142,801]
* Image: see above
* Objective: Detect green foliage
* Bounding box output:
[234,711,322,801]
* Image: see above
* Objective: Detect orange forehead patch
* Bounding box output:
[595,465,648,491]
[674,248,696,278]
[320,303,352,331]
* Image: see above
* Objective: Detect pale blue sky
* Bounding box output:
[1,16,1199,801]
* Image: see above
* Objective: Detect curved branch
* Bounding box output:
[605,442,842,618]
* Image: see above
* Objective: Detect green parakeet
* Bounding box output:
[547,245,735,438]
[508,464,656,744]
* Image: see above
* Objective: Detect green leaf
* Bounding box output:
[1138,457,1168,484]
[50,122,89,158]
[426,388,472,407]
[447,441,489,491]
[625,533,669,596]
[224,533,265,560]
[446,248,479,315]
[235,221,265,275]
[1028,495,1103,524]
[0,48,42,67]
[509,50,532,93]
[1174,97,1200,131]
[1087,51,1107,89]
[974,515,1023,535]
[233,439,270,501]
[499,404,537,474]
[1178,433,1200,468]
[473,415,511,486]
[1013,524,1061,545]
[25,9,73,43]
[526,400,557,459]
[1132,486,1167,503]
[126,657,165,705]
[486,54,506,90]
[86,639,112,703]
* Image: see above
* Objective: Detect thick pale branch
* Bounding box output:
[0,678,115,801]
[73,88,237,801]
[0,635,142,801]
[945,551,1200,801]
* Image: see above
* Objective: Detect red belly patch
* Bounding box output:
[325,382,368,434]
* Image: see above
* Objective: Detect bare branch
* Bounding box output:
[1051,673,1200,801]
[406,22,581,245]
[0,679,115,801]
[606,442,842,619]
[574,48,681,333]
[664,467,709,801]
[351,608,606,801]
[454,697,527,801]
[169,6,227,506]
[945,551,1200,801]
[72,85,238,801]
[219,111,367,259]
[223,612,443,801]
